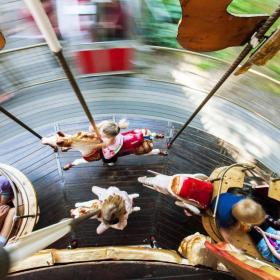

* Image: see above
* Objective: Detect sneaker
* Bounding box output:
[108,162,115,166]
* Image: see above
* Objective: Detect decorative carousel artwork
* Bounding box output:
[71,186,140,234]
[139,163,280,266]
[235,28,280,75]
[177,0,268,51]
[206,242,280,280]
[42,119,167,170]
[138,171,213,215]
[178,232,217,268]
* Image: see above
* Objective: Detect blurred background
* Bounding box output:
[0,0,279,149]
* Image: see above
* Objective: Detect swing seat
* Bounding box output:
[177,0,268,51]
[202,163,263,259]
[268,179,280,202]
[206,242,280,280]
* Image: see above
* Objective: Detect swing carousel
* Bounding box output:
[0,0,280,279]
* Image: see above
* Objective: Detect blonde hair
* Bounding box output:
[232,198,266,225]
[101,195,126,225]
[98,119,128,138]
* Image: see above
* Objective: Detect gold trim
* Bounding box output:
[9,246,188,273]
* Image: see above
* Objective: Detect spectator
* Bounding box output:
[0,176,14,205]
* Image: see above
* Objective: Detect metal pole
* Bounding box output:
[0,106,42,139]
[54,50,100,138]
[168,4,280,149]
[23,0,100,138]
[2,209,100,278]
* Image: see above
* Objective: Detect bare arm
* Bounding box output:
[96,222,110,234]
[110,218,128,230]
[0,208,15,239]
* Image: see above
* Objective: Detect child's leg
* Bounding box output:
[102,154,118,166]
[150,132,164,139]
[75,200,96,208]
[0,207,15,245]
[63,158,88,170]
[144,149,168,156]
[0,205,10,228]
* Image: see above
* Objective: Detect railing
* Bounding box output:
[0,43,279,130]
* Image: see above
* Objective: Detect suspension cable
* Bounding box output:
[168,4,280,149]
[54,50,101,138]
[0,106,42,139]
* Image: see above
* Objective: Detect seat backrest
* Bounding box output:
[268,179,280,202]
[209,165,246,200]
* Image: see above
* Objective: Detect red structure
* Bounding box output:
[75,48,134,74]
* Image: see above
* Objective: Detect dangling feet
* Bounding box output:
[159,150,168,156]
[155,133,164,139]
[67,239,78,249]
[151,132,165,139]
[41,137,58,152]
[63,163,73,170]
[150,236,160,249]
[103,162,115,167]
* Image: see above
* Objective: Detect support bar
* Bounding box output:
[168,4,280,149]
[0,209,100,279]
[54,50,100,138]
